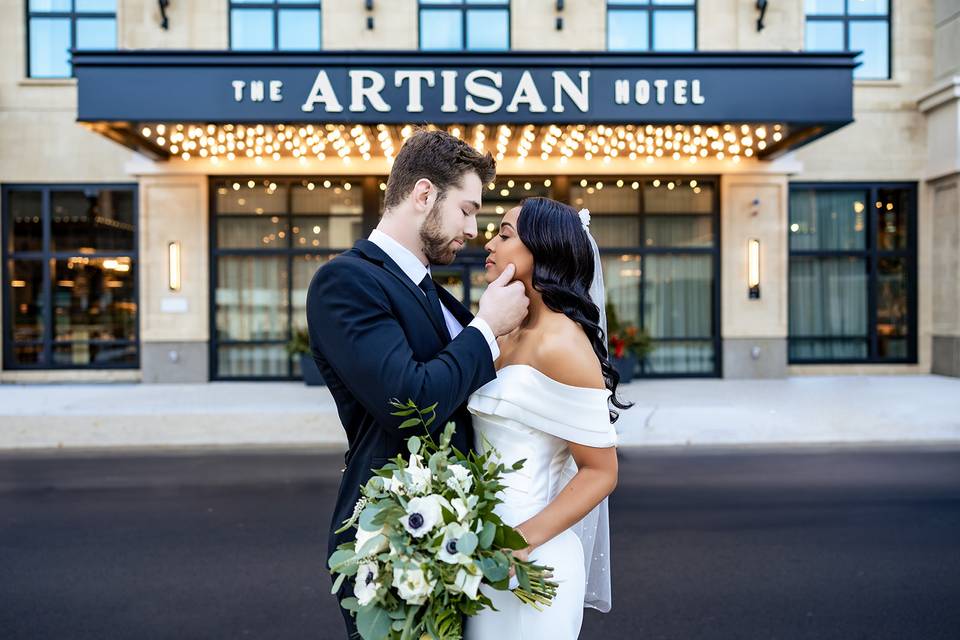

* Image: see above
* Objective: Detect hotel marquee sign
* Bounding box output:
[74,51,856,127]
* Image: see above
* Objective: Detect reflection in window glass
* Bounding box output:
[849,20,889,79]
[76,18,117,49]
[789,189,867,251]
[804,0,890,79]
[607,10,649,51]
[805,20,844,50]
[789,184,915,363]
[465,9,509,50]
[231,9,274,50]
[212,178,366,379]
[420,10,463,50]
[278,9,321,50]
[28,1,117,77]
[9,191,43,252]
[4,185,138,369]
[28,18,72,78]
[652,10,695,51]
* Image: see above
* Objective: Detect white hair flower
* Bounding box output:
[578,208,591,229]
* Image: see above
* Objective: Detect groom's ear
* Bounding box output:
[410,178,435,213]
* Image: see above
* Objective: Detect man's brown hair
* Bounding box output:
[383,129,496,210]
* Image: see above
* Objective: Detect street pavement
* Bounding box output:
[1,444,958,639]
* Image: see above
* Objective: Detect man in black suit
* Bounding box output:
[306,130,529,638]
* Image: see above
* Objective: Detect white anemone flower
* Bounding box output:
[354,561,380,606]
[402,495,443,538]
[438,522,473,565]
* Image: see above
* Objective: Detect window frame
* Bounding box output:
[787,181,917,365]
[417,0,511,52]
[25,0,118,79]
[605,0,699,53]
[1,182,140,370]
[208,176,371,381]
[227,0,324,52]
[456,174,722,378]
[804,0,892,80]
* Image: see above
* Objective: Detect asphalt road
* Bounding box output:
[1,444,958,640]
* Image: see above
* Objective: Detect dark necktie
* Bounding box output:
[418,274,450,341]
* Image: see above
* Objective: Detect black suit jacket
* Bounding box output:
[306,238,497,567]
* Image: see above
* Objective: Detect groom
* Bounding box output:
[306,129,529,638]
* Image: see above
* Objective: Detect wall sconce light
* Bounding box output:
[168,241,181,292]
[747,238,760,299]
[756,0,768,32]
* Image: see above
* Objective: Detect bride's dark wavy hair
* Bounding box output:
[515,197,633,423]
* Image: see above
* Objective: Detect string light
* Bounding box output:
[131,122,788,164]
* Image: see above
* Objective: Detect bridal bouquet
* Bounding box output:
[328,399,559,640]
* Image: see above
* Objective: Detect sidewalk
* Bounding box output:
[1,375,958,451]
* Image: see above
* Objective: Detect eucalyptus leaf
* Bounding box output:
[457,531,478,556]
[356,604,392,640]
[330,572,347,595]
[340,596,359,612]
[479,521,496,549]
[407,436,421,455]
[357,534,386,557]
[328,549,355,571]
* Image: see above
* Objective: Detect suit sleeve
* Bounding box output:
[306,258,497,436]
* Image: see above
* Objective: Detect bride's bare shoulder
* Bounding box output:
[531,317,605,390]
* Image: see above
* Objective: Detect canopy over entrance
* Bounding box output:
[73,50,856,163]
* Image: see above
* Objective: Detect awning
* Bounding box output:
[73,50,856,163]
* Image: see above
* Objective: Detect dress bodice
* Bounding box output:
[466,364,617,525]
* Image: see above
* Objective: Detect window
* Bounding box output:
[607,0,696,52]
[419,0,509,51]
[458,175,719,377]
[2,184,138,369]
[804,0,890,79]
[229,0,322,51]
[26,0,117,78]
[210,177,366,380]
[788,183,916,364]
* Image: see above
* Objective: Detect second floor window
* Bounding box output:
[27,0,117,78]
[607,0,697,52]
[230,0,322,51]
[805,0,890,79]
[419,0,509,51]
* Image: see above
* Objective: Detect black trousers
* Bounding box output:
[334,575,360,639]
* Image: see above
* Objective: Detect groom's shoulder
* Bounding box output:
[310,250,384,292]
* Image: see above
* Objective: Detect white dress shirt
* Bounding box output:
[368,229,500,361]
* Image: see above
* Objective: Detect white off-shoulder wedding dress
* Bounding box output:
[464,364,618,640]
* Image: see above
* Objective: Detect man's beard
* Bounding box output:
[419,198,461,265]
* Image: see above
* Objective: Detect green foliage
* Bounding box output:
[327,398,560,638]
[285,326,311,356]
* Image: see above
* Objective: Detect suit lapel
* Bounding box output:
[435,283,475,328]
[351,239,449,343]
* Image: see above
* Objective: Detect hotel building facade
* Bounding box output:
[1,0,958,384]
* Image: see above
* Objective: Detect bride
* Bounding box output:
[465,197,631,639]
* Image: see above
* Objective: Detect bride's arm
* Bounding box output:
[515,442,618,553]
[512,332,619,554]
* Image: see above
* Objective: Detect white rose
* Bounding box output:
[438,522,473,565]
[405,454,433,496]
[392,566,436,605]
[445,463,473,494]
[354,525,388,557]
[387,472,407,496]
[353,561,380,606]
[451,566,482,600]
[450,497,470,522]
[402,495,442,538]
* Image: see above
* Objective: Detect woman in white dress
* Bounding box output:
[465,197,631,640]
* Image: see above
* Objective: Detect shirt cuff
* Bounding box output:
[468,317,500,361]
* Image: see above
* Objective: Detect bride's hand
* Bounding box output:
[507,546,530,578]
